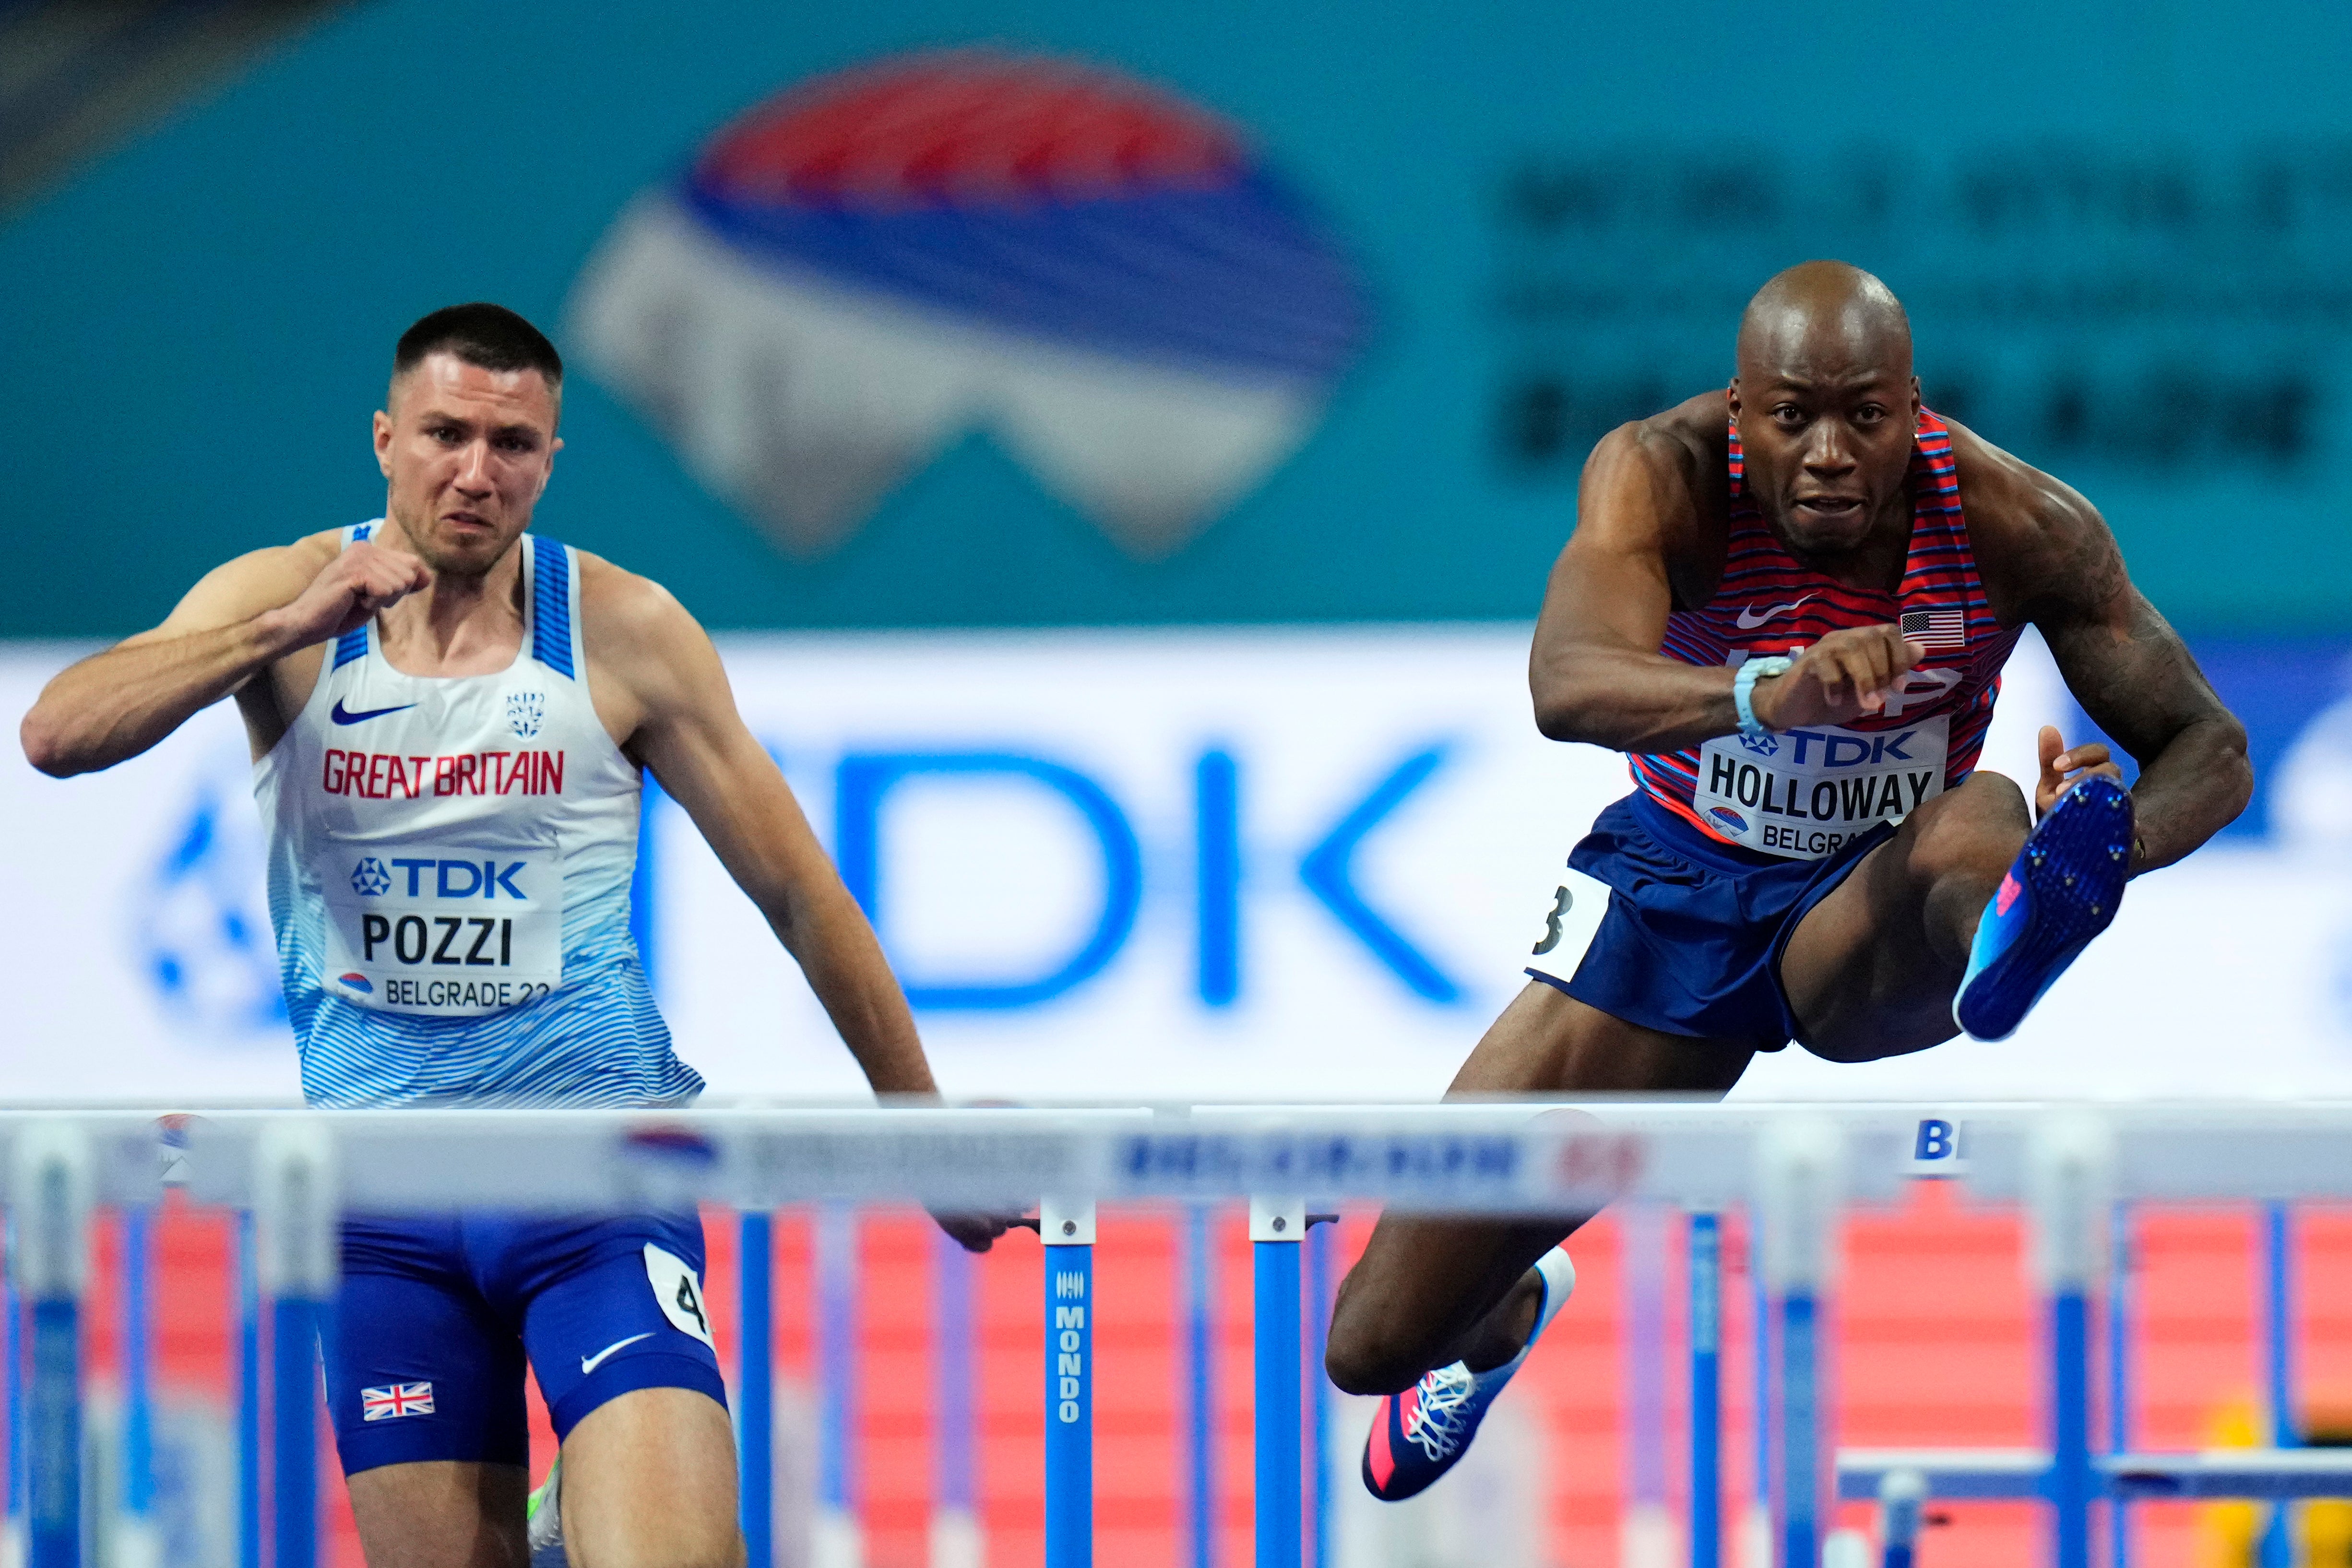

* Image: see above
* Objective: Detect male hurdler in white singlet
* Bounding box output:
[20,304,1004,1568]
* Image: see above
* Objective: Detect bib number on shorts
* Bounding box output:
[323,847,561,1015]
[1524,866,1613,988]
[1692,714,1949,860]
[644,1244,716,1349]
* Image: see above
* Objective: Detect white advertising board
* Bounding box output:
[2,627,2345,1104]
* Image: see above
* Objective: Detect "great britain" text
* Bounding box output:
[320,748,566,800]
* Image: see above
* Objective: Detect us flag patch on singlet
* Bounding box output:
[1901,607,1967,652]
[361,1381,435,1420]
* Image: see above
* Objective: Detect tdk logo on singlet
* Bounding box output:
[1768,730,1924,768]
[351,858,529,899]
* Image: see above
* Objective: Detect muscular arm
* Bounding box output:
[1529,411,1916,748]
[589,569,937,1099]
[18,535,425,776]
[1955,422,2251,872]
[1529,419,1746,750]
[22,550,313,775]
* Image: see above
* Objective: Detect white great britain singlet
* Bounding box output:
[254,523,703,1107]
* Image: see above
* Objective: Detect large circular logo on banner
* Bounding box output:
[567,48,1369,559]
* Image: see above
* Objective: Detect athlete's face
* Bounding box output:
[373,355,562,578]
[1728,314,1920,558]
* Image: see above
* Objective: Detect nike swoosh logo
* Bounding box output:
[1734,595,1814,630]
[331,698,418,725]
[580,1332,654,1375]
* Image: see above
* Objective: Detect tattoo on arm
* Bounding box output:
[2030,492,2250,872]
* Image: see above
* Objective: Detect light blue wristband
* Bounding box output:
[1734,655,1794,741]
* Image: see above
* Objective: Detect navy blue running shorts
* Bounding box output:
[324,1210,728,1475]
[1521,791,1896,1047]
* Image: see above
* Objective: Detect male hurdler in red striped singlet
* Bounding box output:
[1327,261,2254,1500]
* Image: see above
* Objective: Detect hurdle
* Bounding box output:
[8,1103,2352,1568]
[1833,1106,2352,1568]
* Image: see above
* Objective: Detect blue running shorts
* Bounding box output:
[324,1211,728,1475]
[1520,791,1895,1047]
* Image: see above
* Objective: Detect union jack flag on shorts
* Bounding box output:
[361,1381,435,1421]
[1900,607,1967,652]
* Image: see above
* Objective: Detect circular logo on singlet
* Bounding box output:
[350,857,391,896]
[1707,806,1751,836]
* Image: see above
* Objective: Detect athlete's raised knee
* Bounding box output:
[1325,1322,1423,1397]
[1324,1277,1433,1396]
[1902,771,2029,886]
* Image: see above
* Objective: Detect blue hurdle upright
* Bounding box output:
[14,1123,90,1568]
[1252,1197,1304,1568]
[1044,1197,1097,1568]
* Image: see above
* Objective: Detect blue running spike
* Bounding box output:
[1954,776,2133,1042]
[1361,1249,1575,1501]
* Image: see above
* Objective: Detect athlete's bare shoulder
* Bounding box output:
[575,549,700,650]
[1574,391,1732,610]
[1939,415,2126,625]
[131,528,343,645]
[573,549,732,750]
[1585,391,1725,515]
[1637,389,1733,482]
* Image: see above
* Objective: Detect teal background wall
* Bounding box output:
[4,0,2350,637]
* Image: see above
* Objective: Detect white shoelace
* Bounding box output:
[1402,1364,1476,1462]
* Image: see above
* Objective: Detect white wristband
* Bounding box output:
[1734,656,1794,741]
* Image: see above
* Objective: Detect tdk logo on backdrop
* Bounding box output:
[569,48,1368,560]
[809,744,1457,1011]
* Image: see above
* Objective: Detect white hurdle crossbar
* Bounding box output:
[6,1103,2352,1568]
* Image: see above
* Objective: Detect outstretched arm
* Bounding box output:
[1956,423,2251,873]
[596,574,1011,1251]
[19,538,428,776]
[602,580,934,1093]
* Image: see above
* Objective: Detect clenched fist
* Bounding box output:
[1748,624,1923,730]
[278,542,432,648]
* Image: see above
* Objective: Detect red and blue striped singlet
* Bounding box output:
[1627,411,2021,860]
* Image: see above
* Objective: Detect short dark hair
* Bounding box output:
[392,302,562,392]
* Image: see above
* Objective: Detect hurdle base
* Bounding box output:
[1839,1447,2352,1501]
[1822,1529,1873,1568]
[1620,1501,1677,1568]
[929,1507,984,1568]
[110,1517,162,1568]
[814,1508,865,1568]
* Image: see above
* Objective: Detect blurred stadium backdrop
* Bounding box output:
[6,2,2352,1566]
